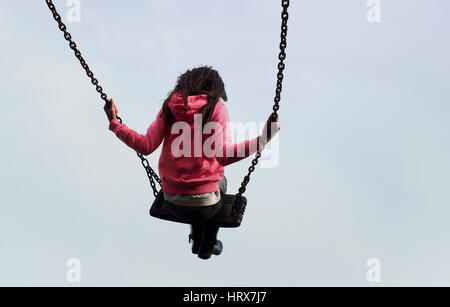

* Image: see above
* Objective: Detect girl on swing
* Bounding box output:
[104,66,280,260]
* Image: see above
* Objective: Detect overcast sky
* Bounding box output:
[0,0,449,286]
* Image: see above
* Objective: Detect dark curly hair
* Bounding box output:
[161,66,228,126]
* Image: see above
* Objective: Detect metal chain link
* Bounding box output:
[232,0,290,217]
[45,0,161,197]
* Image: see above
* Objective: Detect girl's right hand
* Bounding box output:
[260,114,280,146]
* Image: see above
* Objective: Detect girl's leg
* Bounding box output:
[189,224,204,254]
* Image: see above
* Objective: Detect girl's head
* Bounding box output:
[161,66,228,124]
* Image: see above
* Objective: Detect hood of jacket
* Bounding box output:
[168,92,208,123]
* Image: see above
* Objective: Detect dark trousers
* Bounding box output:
[168,176,227,252]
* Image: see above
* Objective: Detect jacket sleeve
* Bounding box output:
[109,109,169,156]
[213,103,265,166]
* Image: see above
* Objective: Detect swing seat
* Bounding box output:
[149,190,246,228]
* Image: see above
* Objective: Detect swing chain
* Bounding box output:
[45,0,161,197]
[232,0,289,217]
[46,0,288,211]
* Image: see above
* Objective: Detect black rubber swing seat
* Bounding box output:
[149,190,247,228]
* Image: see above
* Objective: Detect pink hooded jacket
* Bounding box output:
[109,92,263,194]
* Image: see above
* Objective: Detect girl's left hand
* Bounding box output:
[104,98,118,122]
